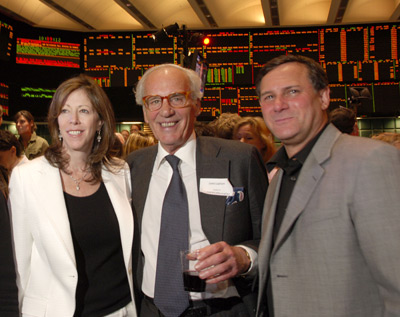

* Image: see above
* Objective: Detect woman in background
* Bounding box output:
[123,130,155,157]
[233,116,277,181]
[14,110,49,160]
[9,74,137,316]
[233,116,276,163]
[0,165,19,316]
[372,132,400,150]
[0,130,29,173]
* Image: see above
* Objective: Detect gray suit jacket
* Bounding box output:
[257,124,400,317]
[127,136,268,313]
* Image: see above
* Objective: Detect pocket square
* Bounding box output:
[226,187,244,205]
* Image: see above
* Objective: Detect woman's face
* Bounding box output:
[57,89,103,157]
[16,115,33,136]
[235,124,266,153]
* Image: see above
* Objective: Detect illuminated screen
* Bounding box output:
[16,36,80,68]
[0,19,13,61]
[0,82,9,114]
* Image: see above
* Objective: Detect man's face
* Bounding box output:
[258,62,330,157]
[142,67,200,154]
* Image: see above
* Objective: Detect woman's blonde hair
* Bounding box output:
[233,116,276,162]
[123,131,156,157]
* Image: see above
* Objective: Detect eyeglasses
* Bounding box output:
[142,91,192,111]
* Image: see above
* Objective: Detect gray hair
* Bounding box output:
[134,63,203,106]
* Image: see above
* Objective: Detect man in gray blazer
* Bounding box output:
[255,54,400,317]
[126,64,268,316]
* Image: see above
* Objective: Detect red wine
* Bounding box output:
[183,270,206,292]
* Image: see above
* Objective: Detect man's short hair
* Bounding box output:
[255,54,329,97]
[329,107,356,134]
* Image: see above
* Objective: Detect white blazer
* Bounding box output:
[9,156,137,317]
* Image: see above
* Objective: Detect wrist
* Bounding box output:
[241,248,252,274]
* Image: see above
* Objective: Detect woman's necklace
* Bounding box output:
[69,172,87,191]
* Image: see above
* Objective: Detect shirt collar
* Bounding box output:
[266,124,328,172]
[155,132,197,170]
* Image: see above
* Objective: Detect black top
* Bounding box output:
[64,183,131,317]
[267,125,328,244]
[0,192,19,316]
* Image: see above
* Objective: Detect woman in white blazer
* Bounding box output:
[9,74,137,317]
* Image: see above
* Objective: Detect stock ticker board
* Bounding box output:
[82,25,400,118]
[3,22,400,120]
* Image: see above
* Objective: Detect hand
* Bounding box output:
[194,241,251,284]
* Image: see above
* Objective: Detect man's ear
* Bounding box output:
[320,87,330,111]
[194,99,202,117]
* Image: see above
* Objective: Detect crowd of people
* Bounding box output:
[0,56,399,317]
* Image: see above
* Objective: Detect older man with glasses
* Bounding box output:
[126,63,268,317]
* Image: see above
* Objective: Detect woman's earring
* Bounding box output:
[97,129,101,143]
[58,131,62,141]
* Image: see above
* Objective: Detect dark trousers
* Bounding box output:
[140,295,251,317]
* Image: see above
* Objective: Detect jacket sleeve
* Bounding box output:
[8,164,34,307]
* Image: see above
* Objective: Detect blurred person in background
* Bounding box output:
[329,106,359,136]
[14,110,49,160]
[130,123,142,134]
[233,116,276,163]
[9,74,137,316]
[121,129,130,142]
[209,112,241,139]
[123,131,155,157]
[114,132,126,158]
[194,121,215,137]
[0,130,29,173]
[372,132,400,149]
[233,116,277,181]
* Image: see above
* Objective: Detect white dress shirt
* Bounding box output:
[141,132,240,300]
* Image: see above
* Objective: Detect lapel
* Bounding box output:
[36,158,76,265]
[196,137,230,244]
[258,169,282,283]
[131,146,158,229]
[272,124,341,252]
[103,166,133,273]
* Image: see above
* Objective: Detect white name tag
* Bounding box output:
[199,178,234,196]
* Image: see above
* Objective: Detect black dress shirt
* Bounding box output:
[266,125,328,243]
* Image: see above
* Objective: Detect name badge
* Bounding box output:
[199,178,234,196]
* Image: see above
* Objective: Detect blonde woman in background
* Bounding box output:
[372,132,400,149]
[233,116,276,162]
[233,116,277,181]
[123,130,156,157]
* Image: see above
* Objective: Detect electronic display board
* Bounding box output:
[84,33,132,68]
[16,36,80,68]
[0,19,13,61]
[5,18,400,121]
[0,82,9,115]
